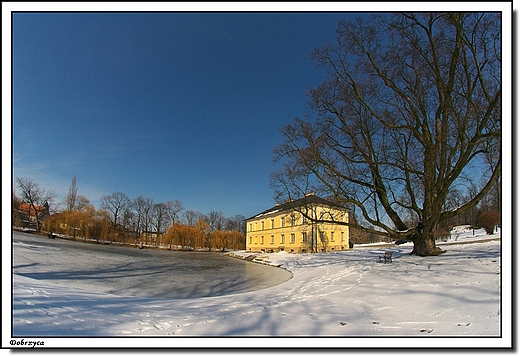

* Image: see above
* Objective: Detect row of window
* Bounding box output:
[248,231,345,245]
[250,217,293,232]
[249,214,346,232]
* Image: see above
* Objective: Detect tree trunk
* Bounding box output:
[411,230,445,256]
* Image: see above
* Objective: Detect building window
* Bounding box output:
[331,231,335,242]
[290,233,295,244]
[261,236,264,244]
[281,217,285,227]
[261,221,264,230]
[291,214,296,227]
[249,236,252,244]
[249,223,252,232]
[320,231,325,242]
[302,232,307,243]
[270,235,274,244]
[281,234,285,244]
[341,231,345,242]
[271,219,275,229]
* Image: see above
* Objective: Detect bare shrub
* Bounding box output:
[478,210,500,234]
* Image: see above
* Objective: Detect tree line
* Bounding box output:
[13,176,246,251]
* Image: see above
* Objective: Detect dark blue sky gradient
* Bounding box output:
[13,12,355,217]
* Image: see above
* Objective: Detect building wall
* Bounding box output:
[245,205,349,253]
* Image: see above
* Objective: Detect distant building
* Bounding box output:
[245,193,350,253]
[16,202,50,229]
[138,231,163,246]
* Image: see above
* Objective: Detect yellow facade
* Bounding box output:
[245,194,350,253]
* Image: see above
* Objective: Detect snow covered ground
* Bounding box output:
[4,227,511,349]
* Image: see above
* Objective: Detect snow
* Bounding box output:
[4,228,511,350]
[254,208,281,218]
[450,225,473,233]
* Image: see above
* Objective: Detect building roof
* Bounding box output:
[18,203,49,216]
[246,194,347,221]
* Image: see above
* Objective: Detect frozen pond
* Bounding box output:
[12,231,292,299]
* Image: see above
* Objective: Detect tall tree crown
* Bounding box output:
[272,13,501,255]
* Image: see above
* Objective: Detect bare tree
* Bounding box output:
[152,202,168,235]
[483,142,501,211]
[64,176,78,211]
[225,214,246,233]
[122,208,136,238]
[142,197,155,234]
[165,200,184,226]
[62,176,92,213]
[12,189,23,227]
[74,195,92,212]
[272,13,501,256]
[100,192,131,228]
[205,211,226,232]
[183,210,203,226]
[16,177,55,231]
[131,196,147,238]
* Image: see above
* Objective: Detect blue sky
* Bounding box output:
[8,2,512,221]
[11,11,355,218]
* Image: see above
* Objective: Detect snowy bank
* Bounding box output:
[5,228,511,349]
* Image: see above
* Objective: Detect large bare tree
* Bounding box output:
[272,13,501,256]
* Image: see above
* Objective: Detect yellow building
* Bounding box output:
[245,193,350,253]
